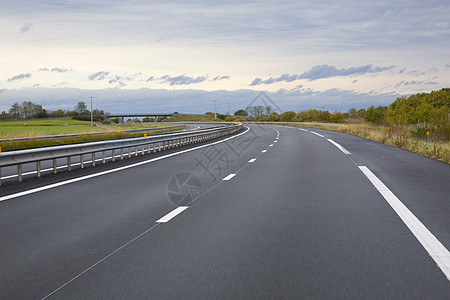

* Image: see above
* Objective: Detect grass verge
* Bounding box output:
[0,126,187,152]
[302,123,448,163]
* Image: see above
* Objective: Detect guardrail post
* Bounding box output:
[92,153,96,167]
[53,158,57,174]
[18,164,22,182]
[128,147,131,158]
[102,151,106,164]
[81,155,84,168]
[37,161,41,177]
[0,168,2,186]
[135,146,138,157]
[121,148,124,160]
[112,149,116,162]
[68,157,72,171]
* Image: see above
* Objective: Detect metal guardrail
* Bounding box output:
[0,124,243,185]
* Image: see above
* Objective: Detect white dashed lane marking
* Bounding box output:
[222,174,236,181]
[310,131,324,138]
[156,206,189,223]
[327,139,351,155]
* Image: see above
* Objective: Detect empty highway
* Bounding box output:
[0,124,449,298]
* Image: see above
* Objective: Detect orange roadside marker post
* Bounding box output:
[427,131,430,151]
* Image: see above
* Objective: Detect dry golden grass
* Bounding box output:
[297,123,449,164]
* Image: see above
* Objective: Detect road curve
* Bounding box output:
[0,125,449,298]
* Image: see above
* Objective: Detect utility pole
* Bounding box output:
[213,100,217,119]
[90,96,94,126]
[227,102,230,116]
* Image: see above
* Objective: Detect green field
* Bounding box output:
[0,119,170,138]
[0,119,186,151]
[0,119,102,138]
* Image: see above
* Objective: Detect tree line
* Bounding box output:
[232,105,346,123]
[230,89,449,127]
[359,88,449,126]
[355,88,449,140]
[0,101,107,123]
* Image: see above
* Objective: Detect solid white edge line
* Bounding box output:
[359,166,450,281]
[0,127,251,202]
[156,206,189,223]
[327,139,351,155]
[222,173,236,181]
[248,159,256,163]
[310,131,324,138]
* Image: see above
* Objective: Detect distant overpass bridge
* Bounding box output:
[107,113,174,124]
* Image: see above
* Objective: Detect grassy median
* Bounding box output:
[0,119,186,151]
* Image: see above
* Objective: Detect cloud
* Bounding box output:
[108,75,126,87]
[106,73,142,87]
[52,81,67,87]
[299,64,395,81]
[147,74,225,85]
[88,71,109,80]
[249,65,395,85]
[160,75,207,85]
[212,75,231,81]
[20,23,33,33]
[394,80,439,88]
[249,74,299,86]
[51,67,71,73]
[7,73,32,82]
[39,67,72,73]
[249,78,263,86]
[108,76,122,84]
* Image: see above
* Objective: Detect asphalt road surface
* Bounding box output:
[0,124,449,299]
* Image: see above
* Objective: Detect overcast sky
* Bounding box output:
[0,0,449,113]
